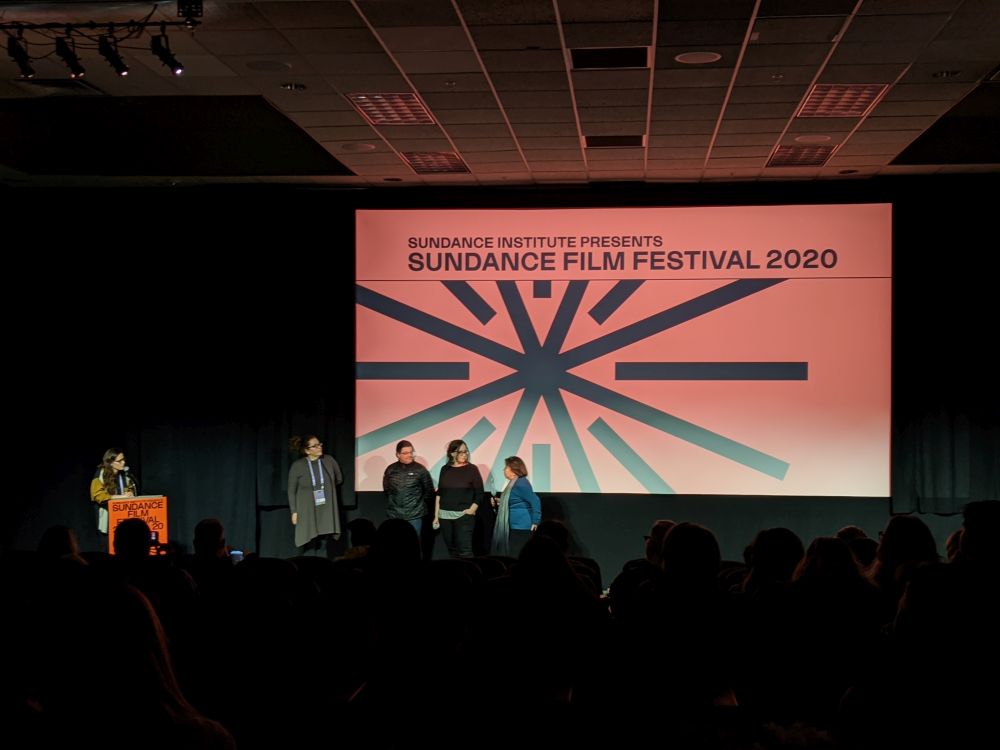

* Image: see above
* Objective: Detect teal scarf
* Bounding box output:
[490,479,514,556]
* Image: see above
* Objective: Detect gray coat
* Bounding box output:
[287,454,343,547]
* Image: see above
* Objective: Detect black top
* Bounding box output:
[383,460,434,520]
[437,463,484,511]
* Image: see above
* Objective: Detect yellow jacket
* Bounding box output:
[90,469,136,504]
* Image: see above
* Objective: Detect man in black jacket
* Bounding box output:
[382,440,435,549]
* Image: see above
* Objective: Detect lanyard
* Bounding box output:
[308,458,325,489]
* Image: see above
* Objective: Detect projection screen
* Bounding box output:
[356,204,891,497]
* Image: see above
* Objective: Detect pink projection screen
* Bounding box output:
[355,205,891,497]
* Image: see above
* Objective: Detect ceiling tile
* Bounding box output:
[742,43,831,68]
[457,0,556,25]
[467,24,562,50]
[505,107,576,123]
[576,89,650,106]
[512,123,580,137]
[572,70,650,89]
[395,51,482,74]
[358,0,460,27]
[434,109,507,124]
[658,19,750,45]
[282,28,383,54]
[256,2,367,28]
[377,26,473,51]
[563,22,654,47]
[752,16,846,44]
[481,50,566,72]
[577,106,649,122]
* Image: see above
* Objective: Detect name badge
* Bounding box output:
[313,489,326,507]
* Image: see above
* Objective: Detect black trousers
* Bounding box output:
[508,529,532,558]
[440,514,475,557]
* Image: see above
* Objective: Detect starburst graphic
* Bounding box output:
[356,277,802,493]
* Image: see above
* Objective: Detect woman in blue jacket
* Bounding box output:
[491,455,541,558]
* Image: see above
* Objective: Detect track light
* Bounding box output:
[55,35,85,79]
[2,18,199,79]
[151,34,183,76]
[6,35,34,79]
[98,35,129,76]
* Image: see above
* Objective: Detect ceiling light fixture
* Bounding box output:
[55,34,85,79]
[347,93,435,126]
[1,17,200,80]
[98,35,129,76]
[151,32,184,76]
[402,151,469,174]
[674,51,723,65]
[798,84,888,118]
[6,34,34,79]
[767,145,835,168]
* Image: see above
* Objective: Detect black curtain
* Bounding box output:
[890,189,999,514]
[3,192,358,554]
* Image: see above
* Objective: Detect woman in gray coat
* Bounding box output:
[287,435,343,553]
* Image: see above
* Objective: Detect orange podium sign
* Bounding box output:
[107,495,168,554]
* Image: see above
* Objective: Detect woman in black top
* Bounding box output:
[433,439,482,558]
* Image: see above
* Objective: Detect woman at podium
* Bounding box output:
[90,448,136,534]
[287,435,343,555]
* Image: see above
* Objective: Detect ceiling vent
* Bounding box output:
[767,145,835,167]
[347,93,435,125]
[585,134,646,148]
[797,84,887,118]
[571,47,649,70]
[402,151,469,174]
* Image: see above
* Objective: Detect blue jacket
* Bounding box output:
[508,477,541,530]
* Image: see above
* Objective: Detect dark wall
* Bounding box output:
[4,175,996,578]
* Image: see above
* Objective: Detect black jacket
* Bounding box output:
[383,461,434,520]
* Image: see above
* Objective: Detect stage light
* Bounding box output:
[151,34,183,76]
[2,18,199,79]
[6,35,34,79]
[99,35,129,76]
[55,35,85,79]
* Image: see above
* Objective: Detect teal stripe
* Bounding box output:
[531,444,551,492]
[588,418,673,494]
[488,389,540,492]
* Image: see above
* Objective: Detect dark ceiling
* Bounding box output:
[1,0,998,187]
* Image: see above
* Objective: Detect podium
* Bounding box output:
[107,495,168,554]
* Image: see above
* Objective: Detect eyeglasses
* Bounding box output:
[306,442,322,449]
[456,449,469,455]
[112,457,126,463]
[398,450,414,455]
